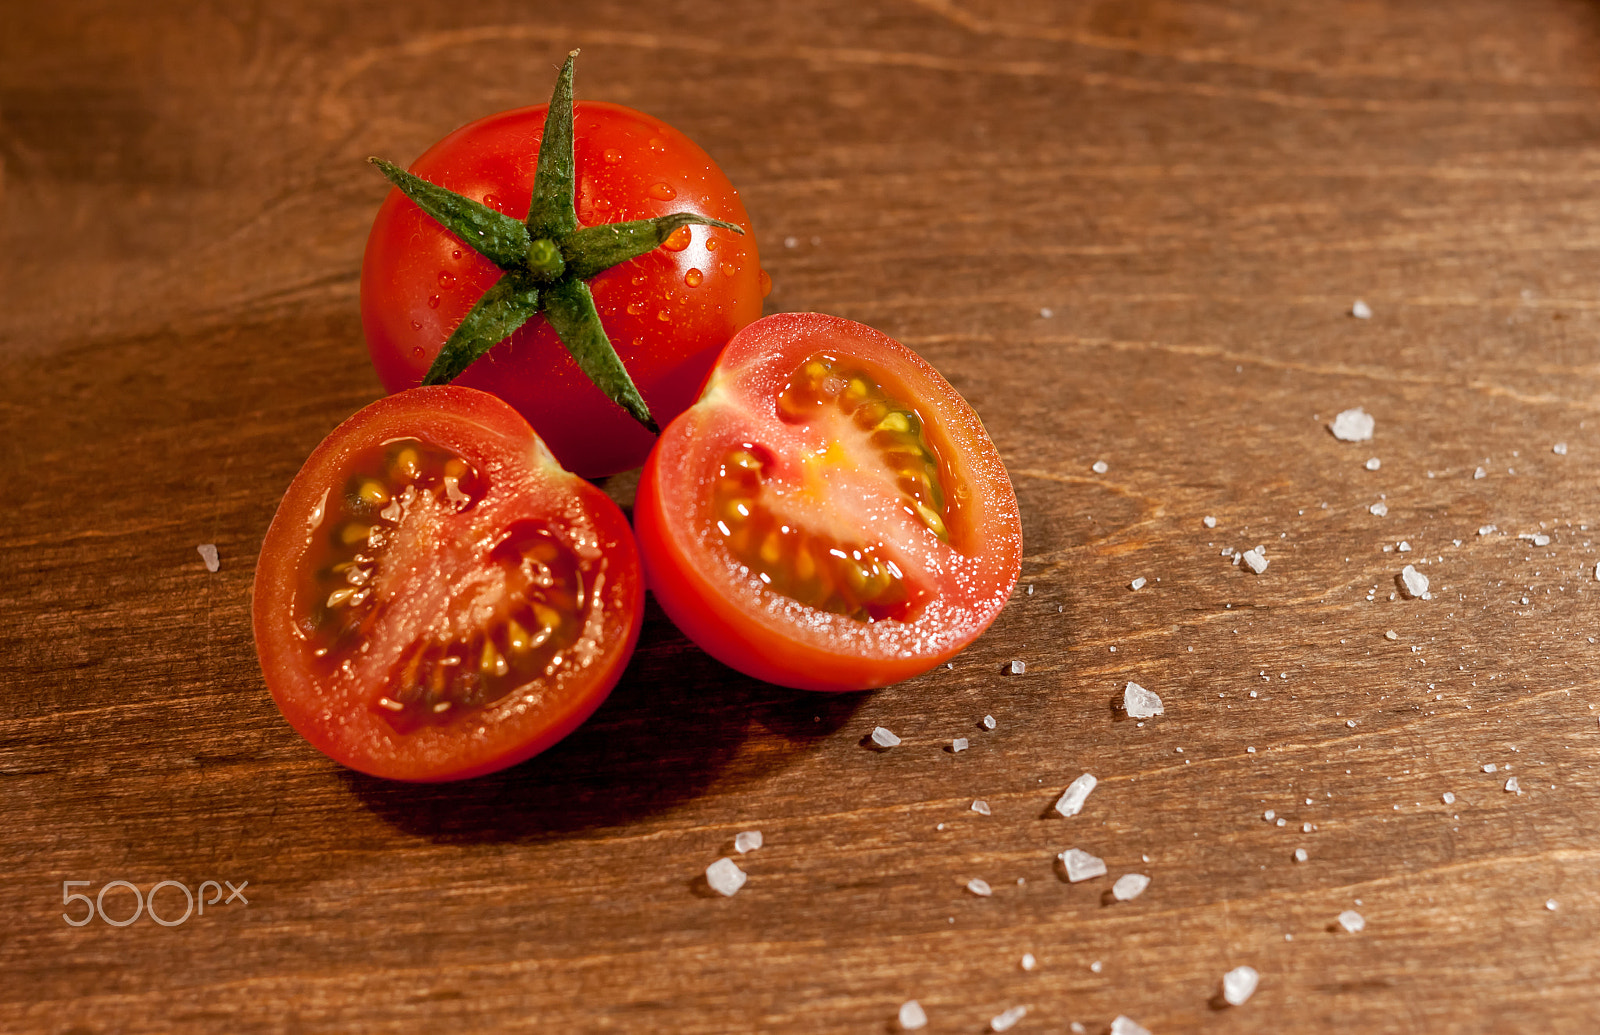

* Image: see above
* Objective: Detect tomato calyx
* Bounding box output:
[367,49,744,434]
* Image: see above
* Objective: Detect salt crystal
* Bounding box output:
[1365,457,1381,471]
[1398,565,1429,599]
[1007,659,1026,675]
[1547,899,1559,911]
[1111,873,1150,900]
[1384,630,1399,641]
[990,1006,1027,1032]
[1442,792,1456,805]
[1130,576,1147,591]
[1483,763,1498,773]
[1059,848,1107,882]
[734,830,763,853]
[1478,524,1497,536]
[1263,810,1276,821]
[705,858,746,896]
[1474,466,1487,479]
[951,738,969,753]
[898,1000,928,1030]
[1276,818,1286,827]
[982,715,996,730]
[1090,960,1103,973]
[1294,848,1308,863]
[1351,299,1373,319]
[972,799,992,816]
[1505,776,1522,794]
[1345,719,1356,728]
[1338,909,1365,932]
[197,544,220,572]
[1330,407,1375,442]
[1110,1016,1152,1035]
[1553,442,1568,455]
[1370,502,1389,517]
[1241,547,1268,574]
[1123,682,1164,719]
[1071,1025,1088,1035]
[1040,307,1053,318]
[871,726,901,748]
[1397,541,1411,552]
[1092,460,1109,474]
[1054,773,1098,817]
[967,877,993,897]
[1020,953,1036,971]
[1203,515,1217,528]
[1222,965,1260,1006]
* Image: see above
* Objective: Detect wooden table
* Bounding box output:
[5,2,1598,1031]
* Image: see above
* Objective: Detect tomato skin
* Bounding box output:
[634,313,1023,692]
[252,386,642,781]
[361,101,764,479]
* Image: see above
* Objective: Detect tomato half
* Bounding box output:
[634,313,1022,691]
[252,386,642,781]
[361,101,766,478]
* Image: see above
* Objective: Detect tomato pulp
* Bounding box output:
[634,313,1022,691]
[252,386,642,780]
[361,101,766,478]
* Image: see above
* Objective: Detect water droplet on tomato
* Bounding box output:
[631,274,647,287]
[721,263,738,278]
[684,268,704,287]
[428,295,441,309]
[656,308,671,322]
[759,269,773,297]
[410,323,422,333]
[594,197,613,211]
[705,237,719,252]
[452,249,461,260]
[604,148,623,164]
[661,226,692,252]
[483,193,502,211]
[631,337,644,349]
[647,137,665,152]
[437,270,455,288]
[411,344,424,356]
[626,301,644,316]
[647,182,677,201]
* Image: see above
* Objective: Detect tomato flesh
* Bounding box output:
[254,386,642,781]
[635,313,1022,691]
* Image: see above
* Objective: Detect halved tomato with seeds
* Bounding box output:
[634,313,1022,691]
[252,385,642,781]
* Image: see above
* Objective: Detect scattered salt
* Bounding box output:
[1222,965,1260,1006]
[1398,565,1429,599]
[951,738,969,753]
[1124,682,1164,719]
[971,799,992,816]
[1020,953,1036,971]
[1483,763,1498,773]
[1505,777,1522,794]
[1059,848,1107,883]
[898,1000,927,1030]
[1112,873,1150,901]
[990,1006,1027,1032]
[982,715,997,730]
[967,878,993,897]
[1397,541,1411,552]
[1365,457,1381,471]
[1129,576,1147,591]
[1520,532,1551,547]
[1263,810,1275,821]
[1553,442,1568,455]
[734,830,763,854]
[1338,909,1366,933]
[197,544,220,572]
[1294,848,1308,863]
[1092,460,1109,474]
[1203,515,1217,528]
[1330,407,1375,442]
[1478,524,1497,536]
[1351,299,1373,319]
[1547,899,1559,911]
[1474,466,1487,480]
[1090,960,1103,973]
[705,858,747,896]
[1241,547,1268,574]
[1110,1016,1152,1035]
[1054,773,1098,817]
[1384,630,1399,641]
[1370,502,1389,517]
[871,727,901,749]
[1442,792,1456,805]
[1007,659,1026,675]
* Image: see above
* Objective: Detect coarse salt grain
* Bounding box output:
[1055,773,1098,817]
[967,877,993,897]
[705,858,746,896]
[1365,457,1381,471]
[870,726,901,748]
[1351,300,1373,319]
[982,715,997,730]
[1294,848,1308,862]
[1554,442,1568,455]
[1092,460,1109,474]
[1112,873,1150,901]
[971,799,992,816]
[197,544,220,572]
[1241,547,1268,574]
[1124,682,1164,719]
[1547,899,1559,911]
[1399,565,1429,599]
[951,738,969,753]
[1483,763,1498,773]
[1474,466,1487,479]
[1384,630,1399,641]
[1370,502,1389,517]
[990,1006,1027,1032]
[734,830,763,853]
[1222,965,1260,1006]
[1505,777,1522,794]
[1059,848,1107,883]
[1442,792,1456,805]
[1130,576,1147,591]
[1330,407,1375,442]
[1263,810,1276,821]
[1338,910,1365,933]
[1203,515,1217,528]
[1007,659,1026,675]
[1478,524,1497,536]
[1020,953,1036,971]
[898,1000,927,1030]
[1110,1016,1152,1035]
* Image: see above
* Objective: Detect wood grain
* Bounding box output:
[5,2,1600,1032]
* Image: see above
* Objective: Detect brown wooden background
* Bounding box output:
[5,2,1600,1032]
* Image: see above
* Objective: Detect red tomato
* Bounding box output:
[252,386,642,781]
[361,101,766,478]
[634,313,1022,691]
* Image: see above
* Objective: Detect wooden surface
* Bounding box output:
[5,2,1600,1032]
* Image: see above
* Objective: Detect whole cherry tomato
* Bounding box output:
[361,54,765,478]
[252,385,643,781]
[634,313,1023,691]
